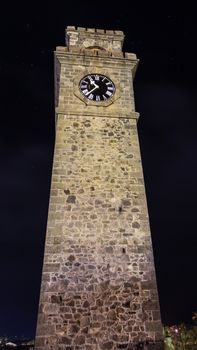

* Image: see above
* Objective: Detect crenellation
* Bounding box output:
[86,28,95,33]
[96,28,105,34]
[77,27,86,32]
[112,51,124,58]
[106,29,114,35]
[65,26,125,53]
[66,25,76,30]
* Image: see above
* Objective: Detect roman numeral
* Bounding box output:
[81,79,88,84]
[107,87,114,91]
[82,89,88,95]
[106,91,112,96]
[88,93,94,100]
[102,95,107,100]
[96,95,100,101]
[95,75,100,81]
[81,84,87,89]
[88,75,94,83]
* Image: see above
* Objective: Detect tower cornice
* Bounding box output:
[55,46,139,77]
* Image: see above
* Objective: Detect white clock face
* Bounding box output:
[79,74,115,101]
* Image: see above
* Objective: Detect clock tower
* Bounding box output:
[35,26,164,350]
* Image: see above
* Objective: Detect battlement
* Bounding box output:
[65,26,125,52]
[66,26,124,36]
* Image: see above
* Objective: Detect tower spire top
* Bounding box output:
[65,26,125,52]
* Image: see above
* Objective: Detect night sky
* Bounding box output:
[1,2,197,338]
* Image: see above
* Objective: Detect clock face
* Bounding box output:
[79,74,115,101]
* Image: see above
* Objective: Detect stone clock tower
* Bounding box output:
[35,26,163,350]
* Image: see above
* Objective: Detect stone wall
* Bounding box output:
[35,26,163,350]
[35,115,163,349]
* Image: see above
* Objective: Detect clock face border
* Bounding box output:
[73,69,121,106]
[79,74,116,102]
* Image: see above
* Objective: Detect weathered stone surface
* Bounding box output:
[34,337,45,347]
[145,321,163,332]
[83,300,90,308]
[100,341,114,350]
[132,221,140,228]
[64,189,70,195]
[35,26,163,350]
[80,316,90,327]
[36,324,55,336]
[51,295,62,304]
[66,195,76,203]
[75,335,85,345]
[68,324,80,333]
[122,199,131,207]
[61,336,72,345]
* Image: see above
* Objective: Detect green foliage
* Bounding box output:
[164,312,197,350]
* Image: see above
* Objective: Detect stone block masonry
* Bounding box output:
[35,26,164,350]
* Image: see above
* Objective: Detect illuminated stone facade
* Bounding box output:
[35,26,164,350]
